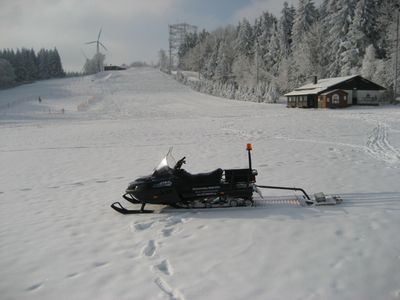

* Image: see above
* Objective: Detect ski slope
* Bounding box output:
[1,68,400,300]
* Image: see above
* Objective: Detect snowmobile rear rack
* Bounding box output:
[255,184,313,205]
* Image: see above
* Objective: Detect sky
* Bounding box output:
[0,0,322,72]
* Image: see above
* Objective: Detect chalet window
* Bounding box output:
[332,94,340,104]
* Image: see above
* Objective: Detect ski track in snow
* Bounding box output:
[223,122,400,166]
[366,123,400,164]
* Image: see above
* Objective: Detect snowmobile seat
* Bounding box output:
[177,168,223,186]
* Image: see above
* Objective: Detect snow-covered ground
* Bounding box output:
[1,68,400,300]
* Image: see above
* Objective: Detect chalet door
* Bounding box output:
[352,89,358,105]
[308,95,317,108]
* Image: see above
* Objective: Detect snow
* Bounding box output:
[284,75,358,96]
[1,68,400,300]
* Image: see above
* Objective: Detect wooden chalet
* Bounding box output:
[285,75,386,108]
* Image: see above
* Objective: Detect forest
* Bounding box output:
[173,0,399,102]
[0,48,65,88]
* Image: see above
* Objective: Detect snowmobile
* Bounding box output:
[111,144,342,214]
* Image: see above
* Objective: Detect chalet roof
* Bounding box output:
[320,89,348,96]
[284,75,358,96]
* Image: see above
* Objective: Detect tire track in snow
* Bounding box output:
[366,123,400,164]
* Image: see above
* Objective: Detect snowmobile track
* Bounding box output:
[366,123,400,164]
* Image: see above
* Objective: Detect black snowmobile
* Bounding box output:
[111,144,341,214]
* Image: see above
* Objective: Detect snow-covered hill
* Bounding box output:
[1,68,400,300]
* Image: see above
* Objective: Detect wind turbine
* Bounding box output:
[85,28,107,72]
[86,28,107,54]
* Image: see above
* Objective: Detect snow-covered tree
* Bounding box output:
[255,12,277,66]
[158,49,168,72]
[0,47,65,83]
[289,18,328,87]
[178,32,198,67]
[235,19,254,57]
[83,52,105,75]
[342,0,377,74]
[264,23,281,75]
[292,0,317,48]
[361,44,378,79]
[49,48,65,77]
[325,0,356,76]
[0,58,15,87]
[173,0,396,100]
[232,55,254,86]
[278,2,296,58]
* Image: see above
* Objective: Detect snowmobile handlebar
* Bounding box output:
[174,157,186,170]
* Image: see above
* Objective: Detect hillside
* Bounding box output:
[1,68,400,300]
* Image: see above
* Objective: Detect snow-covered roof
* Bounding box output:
[320,89,348,96]
[284,75,358,96]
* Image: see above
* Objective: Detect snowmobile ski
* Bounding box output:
[110,202,154,214]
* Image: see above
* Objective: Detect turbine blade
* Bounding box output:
[98,28,102,41]
[86,41,97,44]
[99,42,108,51]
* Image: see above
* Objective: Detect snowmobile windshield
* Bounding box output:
[154,147,176,175]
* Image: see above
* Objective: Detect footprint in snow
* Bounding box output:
[93,261,109,268]
[162,227,175,237]
[155,259,173,276]
[154,277,184,300]
[134,221,154,231]
[165,215,191,227]
[143,240,157,257]
[66,272,79,278]
[26,282,44,292]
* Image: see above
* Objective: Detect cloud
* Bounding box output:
[233,0,275,22]
[232,0,323,23]
[0,0,183,70]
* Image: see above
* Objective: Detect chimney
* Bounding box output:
[313,76,318,85]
